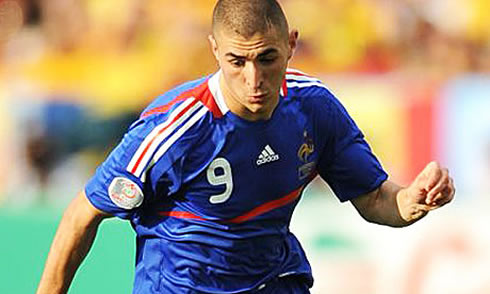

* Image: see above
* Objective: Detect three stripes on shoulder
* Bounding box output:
[285,69,328,90]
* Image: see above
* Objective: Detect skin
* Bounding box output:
[352,161,455,227]
[37,23,455,294]
[209,26,298,121]
[36,191,110,294]
[209,25,455,226]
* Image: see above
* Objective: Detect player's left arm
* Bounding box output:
[351,161,455,227]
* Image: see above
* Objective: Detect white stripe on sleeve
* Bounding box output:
[286,81,329,90]
[285,74,321,83]
[146,106,209,178]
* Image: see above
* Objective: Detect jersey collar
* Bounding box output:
[207,69,289,117]
[207,70,230,116]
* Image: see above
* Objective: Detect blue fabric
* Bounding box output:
[253,274,311,294]
[85,71,387,293]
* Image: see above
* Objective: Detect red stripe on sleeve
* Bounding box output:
[130,99,199,174]
[141,96,189,118]
[142,79,223,119]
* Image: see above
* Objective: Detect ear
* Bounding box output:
[208,34,220,62]
[287,29,299,60]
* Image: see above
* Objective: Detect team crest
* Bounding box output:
[298,131,315,180]
[298,131,315,163]
[108,177,144,209]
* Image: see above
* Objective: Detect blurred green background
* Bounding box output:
[0,207,135,293]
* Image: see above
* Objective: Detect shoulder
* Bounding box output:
[284,68,343,114]
[141,75,215,118]
[123,75,228,179]
[131,73,228,134]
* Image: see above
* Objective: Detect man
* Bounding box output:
[37,0,455,293]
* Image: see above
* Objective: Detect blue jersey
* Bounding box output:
[85,69,388,293]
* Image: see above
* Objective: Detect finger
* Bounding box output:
[431,192,449,207]
[448,177,456,197]
[426,168,449,203]
[412,161,437,193]
[414,161,439,189]
[431,178,455,207]
[440,178,456,205]
[424,162,442,192]
[417,203,439,213]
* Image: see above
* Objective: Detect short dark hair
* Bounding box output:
[212,0,289,40]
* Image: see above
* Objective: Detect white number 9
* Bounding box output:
[206,157,233,204]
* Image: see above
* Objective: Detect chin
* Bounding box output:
[247,105,264,114]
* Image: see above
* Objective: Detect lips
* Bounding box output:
[248,94,267,104]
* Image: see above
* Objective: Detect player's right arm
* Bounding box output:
[36,191,112,294]
[35,86,210,293]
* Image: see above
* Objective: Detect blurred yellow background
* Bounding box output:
[0,0,489,293]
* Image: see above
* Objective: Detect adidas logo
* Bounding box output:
[256,145,280,166]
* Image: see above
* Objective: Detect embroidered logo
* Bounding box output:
[298,131,315,162]
[298,131,315,180]
[108,177,144,209]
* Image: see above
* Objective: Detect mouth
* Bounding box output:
[249,93,267,99]
[248,94,267,104]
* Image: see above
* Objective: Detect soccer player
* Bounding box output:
[37,0,455,293]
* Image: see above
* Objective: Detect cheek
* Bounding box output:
[225,69,239,83]
[222,67,246,91]
[266,65,286,86]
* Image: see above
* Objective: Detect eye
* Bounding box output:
[259,56,277,65]
[230,59,245,67]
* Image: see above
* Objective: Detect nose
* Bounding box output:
[244,61,263,91]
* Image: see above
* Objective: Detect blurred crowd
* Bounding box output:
[0,0,489,206]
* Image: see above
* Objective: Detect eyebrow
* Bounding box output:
[225,48,279,59]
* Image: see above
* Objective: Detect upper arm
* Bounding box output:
[69,191,113,227]
[85,102,207,219]
[84,119,155,219]
[47,191,113,245]
[313,91,388,202]
[79,190,112,219]
[84,115,183,219]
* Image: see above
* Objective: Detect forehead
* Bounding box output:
[215,28,287,56]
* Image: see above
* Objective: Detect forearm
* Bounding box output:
[353,181,425,227]
[352,161,455,227]
[394,185,432,225]
[37,193,107,294]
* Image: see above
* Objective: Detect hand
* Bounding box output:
[398,161,455,223]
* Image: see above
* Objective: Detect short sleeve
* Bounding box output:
[84,99,210,219]
[85,119,163,219]
[315,91,388,202]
